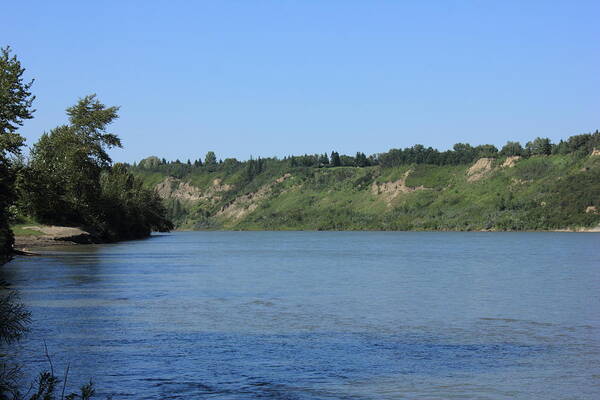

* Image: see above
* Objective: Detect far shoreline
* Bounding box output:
[13,224,600,251]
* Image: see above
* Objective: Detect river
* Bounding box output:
[3,231,600,399]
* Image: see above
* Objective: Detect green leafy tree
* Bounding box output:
[452,143,477,163]
[0,46,35,261]
[526,137,552,156]
[22,95,121,226]
[139,156,161,169]
[475,144,498,157]
[500,141,524,156]
[98,164,173,239]
[20,95,172,240]
[0,46,35,139]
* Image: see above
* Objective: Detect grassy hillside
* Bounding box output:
[131,153,600,231]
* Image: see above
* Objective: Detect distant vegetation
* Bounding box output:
[0,46,172,263]
[129,132,600,232]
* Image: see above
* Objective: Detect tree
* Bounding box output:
[244,156,257,182]
[355,152,369,167]
[20,95,172,240]
[204,151,217,171]
[22,95,121,225]
[339,155,356,166]
[526,137,552,156]
[98,164,173,239]
[0,46,35,138]
[330,151,341,167]
[475,144,498,158]
[0,46,35,261]
[139,156,161,169]
[452,143,477,164]
[500,141,524,157]
[319,153,329,166]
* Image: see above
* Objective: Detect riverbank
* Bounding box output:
[12,223,599,254]
[12,225,101,251]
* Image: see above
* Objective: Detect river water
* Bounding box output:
[3,232,600,399]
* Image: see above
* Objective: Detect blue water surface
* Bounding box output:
[4,232,600,399]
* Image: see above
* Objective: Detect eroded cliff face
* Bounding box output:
[370,169,426,206]
[215,174,293,224]
[466,158,495,182]
[502,156,521,168]
[155,177,233,204]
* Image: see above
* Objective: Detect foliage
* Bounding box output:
[330,151,341,167]
[204,151,217,171]
[130,138,600,232]
[18,95,172,241]
[97,164,173,240]
[0,46,35,137]
[0,285,31,345]
[500,141,524,156]
[0,46,35,262]
[525,137,552,156]
[0,282,29,398]
[377,143,498,167]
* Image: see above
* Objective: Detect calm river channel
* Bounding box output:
[4,231,600,399]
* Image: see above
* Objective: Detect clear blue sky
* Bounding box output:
[2,0,599,163]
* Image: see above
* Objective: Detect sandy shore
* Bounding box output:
[13,225,98,251]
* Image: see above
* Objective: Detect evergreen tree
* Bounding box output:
[330,151,341,167]
[204,151,217,171]
[257,157,264,173]
[355,152,368,167]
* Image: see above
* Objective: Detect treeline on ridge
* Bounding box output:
[131,131,600,178]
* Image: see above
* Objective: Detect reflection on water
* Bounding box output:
[4,232,600,399]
